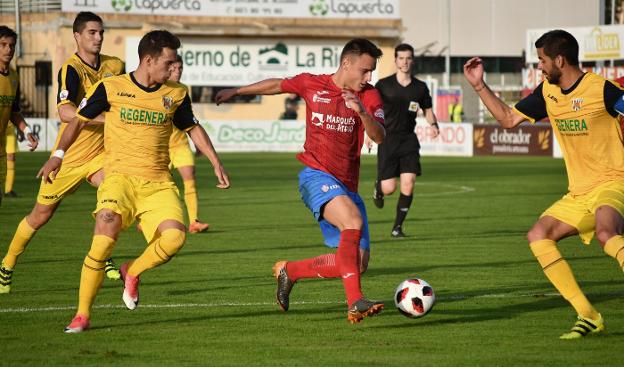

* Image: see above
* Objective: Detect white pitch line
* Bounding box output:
[4,291,622,314]
[412,182,476,197]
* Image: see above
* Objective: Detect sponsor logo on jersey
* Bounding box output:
[312,91,331,104]
[59,89,69,101]
[571,98,583,112]
[117,91,136,98]
[311,112,325,126]
[103,72,114,78]
[120,107,171,126]
[547,94,559,103]
[0,94,15,106]
[554,118,588,133]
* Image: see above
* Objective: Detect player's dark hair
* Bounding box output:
[0,26,17,41]
[394,43,414,58]
[174,54,183,64]
[73,12,103,33]
[138,30,181,60]
[340,38,383,62]
[535,29,579,66]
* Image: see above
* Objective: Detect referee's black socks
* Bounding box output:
[394,193,413,229]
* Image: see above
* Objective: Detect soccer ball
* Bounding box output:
[394,278,435,318]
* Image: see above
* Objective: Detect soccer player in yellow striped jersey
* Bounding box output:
[0,26,38,207]
[464,29,624,339]
[168,55,210,233]
[39,30,230,333]
[0,13,124,294]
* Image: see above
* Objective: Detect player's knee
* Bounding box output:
[595,228,616,247]
[159,228,186,258]
[526,225,547,243]
[28,206,55,228]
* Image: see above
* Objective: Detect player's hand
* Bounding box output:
[364,136,373,152]
[463,57,486,90]
[342,90,365,114]
[430,122,440,138]
[215,88,238,105]
[26,132,38,151]
[214,164,230,189]
[37,157,62,184]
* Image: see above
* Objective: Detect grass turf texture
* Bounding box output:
[1,152,622,366]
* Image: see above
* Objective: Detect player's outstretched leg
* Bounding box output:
[120,261,140,310]
[121,228,185,310]
[273,260,295,311]
[64,234,116,333]
[347,298,385,324]
[560,314,605,339]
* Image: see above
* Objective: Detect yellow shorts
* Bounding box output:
[37,153,104,205]
[94,173,184,243]
[541,180,624,244]
[169,144,195,169]
[5,129,17,154]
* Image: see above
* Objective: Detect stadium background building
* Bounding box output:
[0,0,612,142]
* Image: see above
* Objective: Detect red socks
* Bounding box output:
[286,254,340,281]
[336,229,362,306]
[284,229,363,307]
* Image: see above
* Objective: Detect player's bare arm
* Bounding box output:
[58,103,105,125]
[463,57,525,128]
[10,111,38,151]
[187,125,230,189]
[342,89,385,144]
[37,116,88,183]
[215,78,283,105]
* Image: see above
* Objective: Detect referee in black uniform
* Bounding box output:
[369,43,439,237]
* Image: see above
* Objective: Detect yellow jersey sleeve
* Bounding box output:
[57,64,81,107]
[513,83,547,123]
[76,81,110,121]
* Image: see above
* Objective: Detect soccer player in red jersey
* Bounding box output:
[216,39,386,323]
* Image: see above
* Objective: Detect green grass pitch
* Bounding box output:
[1,152,622,366]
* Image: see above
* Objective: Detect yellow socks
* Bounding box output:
[2,217,37,269]
[128,229,185,277]
[183,180,199,223]
[77,235,116,318]
[604,235,624,270]
[530,239,599,320]
[5,159,14,193]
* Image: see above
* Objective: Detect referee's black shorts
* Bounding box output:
[377,134,422,180]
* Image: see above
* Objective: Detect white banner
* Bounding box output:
[125,38,373,86]
[200,120,305,152]
[16,118,59,153]
[62,0,399,19]
[527,25,624,64]
[415,120,473,157]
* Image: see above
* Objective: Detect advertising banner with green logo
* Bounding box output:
[526,25,624,63]
[62,0,399,19]
[125,37,376,86]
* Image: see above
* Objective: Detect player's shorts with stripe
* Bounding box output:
[169,144,194,170]
[298,167,370,250]
[94,173,184,244]
[37,153,104,205]
[541,179,624,244]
